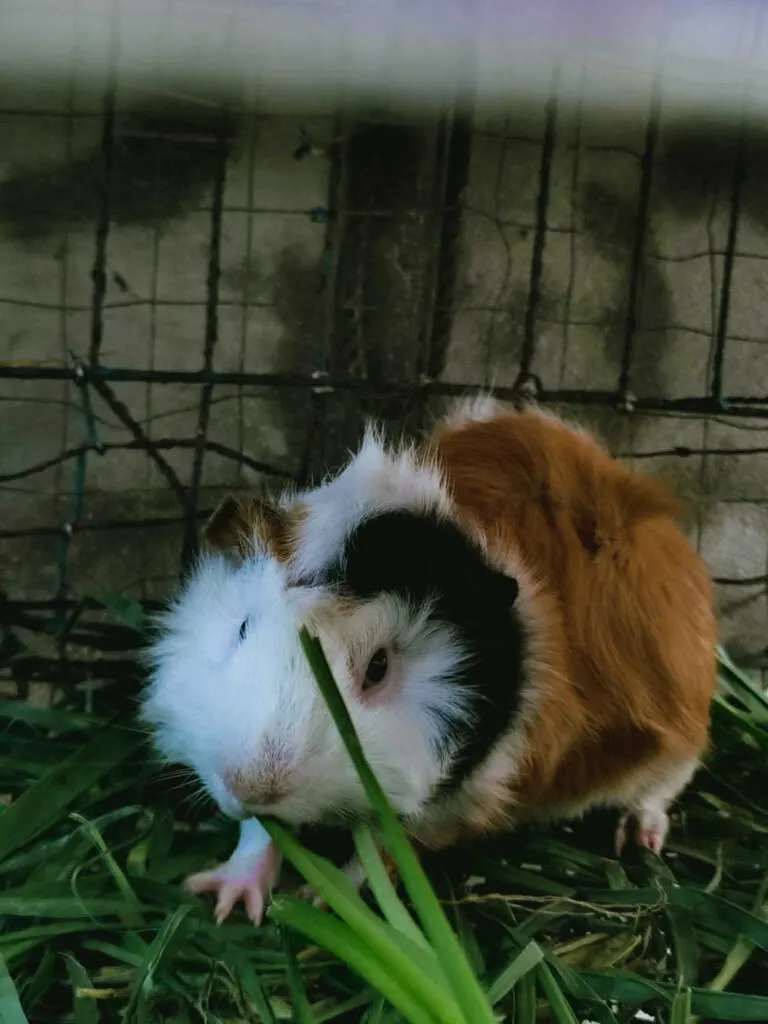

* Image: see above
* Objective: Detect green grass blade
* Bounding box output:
[536,963,580,1024]
[281,926,315,1024]
[545,957,620,1024]
[269,896,443,1024]
[513,971,537,1024]
[236,962,279,1024]
[717,647,768,718]
[0,923,101,966]
[19,948,55,1019]
[0,952,29,1024]
[62,953,99,1024]
[578,969,768,1021]
[0,896,149,919]
[0,725,143,862]
[353,827,428,950]
[299,629,495,1024]
[361,996,389,1023]
[263,822,455,1013]
[667,886,768,949]
[486,941,544,1005]
[123,906,192,1021]
[314,989,377,1022]
[707,935,760,993]
[0,701,103,732]
[670,986,693,1024]
[70,812,142,927]
[648,856,700,987]
[87,592,146,632]
[706,871,768,994]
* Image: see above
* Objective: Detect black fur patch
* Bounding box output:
[320,510,527,795]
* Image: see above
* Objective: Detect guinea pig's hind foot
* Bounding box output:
[614,806,669,858]
[615,757,699,858]
[185,841,282,926]
[297,854,374,910]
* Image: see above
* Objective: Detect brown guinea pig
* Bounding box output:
[142,396,717,923]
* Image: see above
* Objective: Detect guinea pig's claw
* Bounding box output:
[185,847,280,926]
[185,869,265,925]
[615,808,669,858]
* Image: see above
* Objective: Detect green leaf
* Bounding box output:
[513,971,537,1024]
[670,986,692,1024]
[298,629,495,1024]
[486,941,544,1005]
[578,969,768,1021]
[19,947,55,1018]
[0,702,103,732]
[353,827,428,951]
[62,953,99,1024]
[87,592,146,633]
[0,725,143,862]
[235,962,278,1024]
[706,871,768,994]
[122,905,193,1020]
[0,952,29,1024]
[0,896,148,919]
[269,896,443,1024]
[264,822,456,1018]
[536,963,580,1024]
[281,926,314,1024]
[717,646,768,719]
[0,922,103,961]
[70,812,142,926]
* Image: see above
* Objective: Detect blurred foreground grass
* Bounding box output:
[2,597,768,1023]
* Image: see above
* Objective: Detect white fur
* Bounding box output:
[443,392,593,443]
[142,414,542,839]
[442,393,505,429]
[286,424,452,582]
[142,548,470,827]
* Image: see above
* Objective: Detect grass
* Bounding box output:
[2,601,768,1023]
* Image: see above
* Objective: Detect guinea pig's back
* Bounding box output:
[432,405,717,807]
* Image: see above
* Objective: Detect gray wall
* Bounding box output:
[1,83,766,689]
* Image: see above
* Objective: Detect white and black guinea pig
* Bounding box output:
[141,396,717,924]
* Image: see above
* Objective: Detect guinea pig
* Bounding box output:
[141,396,717,924]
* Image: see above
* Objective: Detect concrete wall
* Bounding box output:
[1,83,766,685]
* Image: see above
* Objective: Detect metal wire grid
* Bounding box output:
[1,78,768,697]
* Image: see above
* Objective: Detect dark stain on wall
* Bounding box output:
[579,179,674,405]
[0,104,239,243]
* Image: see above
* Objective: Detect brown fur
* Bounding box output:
[425,406,717,843]
[203,495,296,563]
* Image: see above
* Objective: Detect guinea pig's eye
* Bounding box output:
[239,620,248,642]
[363,648,389,690]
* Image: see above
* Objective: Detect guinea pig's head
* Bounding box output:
[142,428,526,828]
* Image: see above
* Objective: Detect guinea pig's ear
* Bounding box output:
[202,495,290,561]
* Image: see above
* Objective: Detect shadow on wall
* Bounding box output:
[0,102,239,241]
[576,117,768,406]
[2,105,766,475]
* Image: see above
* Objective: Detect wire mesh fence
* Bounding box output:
[1,74,768,707]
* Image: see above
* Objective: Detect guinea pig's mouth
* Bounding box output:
[263,801,376,832]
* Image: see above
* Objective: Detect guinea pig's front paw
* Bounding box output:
[185,843,281,926]
[296,882,329,911]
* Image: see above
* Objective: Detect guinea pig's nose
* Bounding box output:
[224,765,289,810]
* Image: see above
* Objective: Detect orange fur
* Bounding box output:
[203,495,297,563]
[426,405,717,842]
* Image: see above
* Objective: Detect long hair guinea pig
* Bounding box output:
[142,397,717,923]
